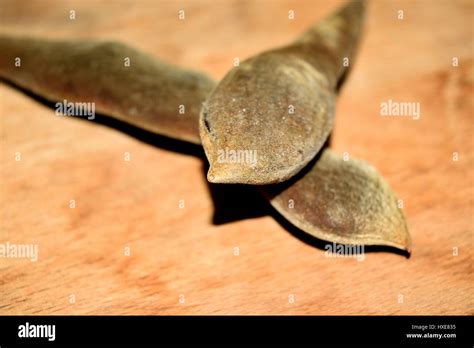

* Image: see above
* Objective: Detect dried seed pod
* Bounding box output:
[200,0,366,184]
[0,36,216,144]
[261,148,411,251]
[0,0,411,252]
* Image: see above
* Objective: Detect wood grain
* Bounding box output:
[0,0,472,314]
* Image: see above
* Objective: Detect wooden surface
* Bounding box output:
[0,0,472,314]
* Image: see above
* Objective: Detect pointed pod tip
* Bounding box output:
[207,166,239,184]
[207,167,218,183]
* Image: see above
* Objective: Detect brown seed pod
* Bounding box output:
[260,148,411,251]
[199,0,366,184]
[0,36,216,144]
[0,0,411,253]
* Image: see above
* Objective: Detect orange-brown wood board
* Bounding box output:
[0,0,472,314]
